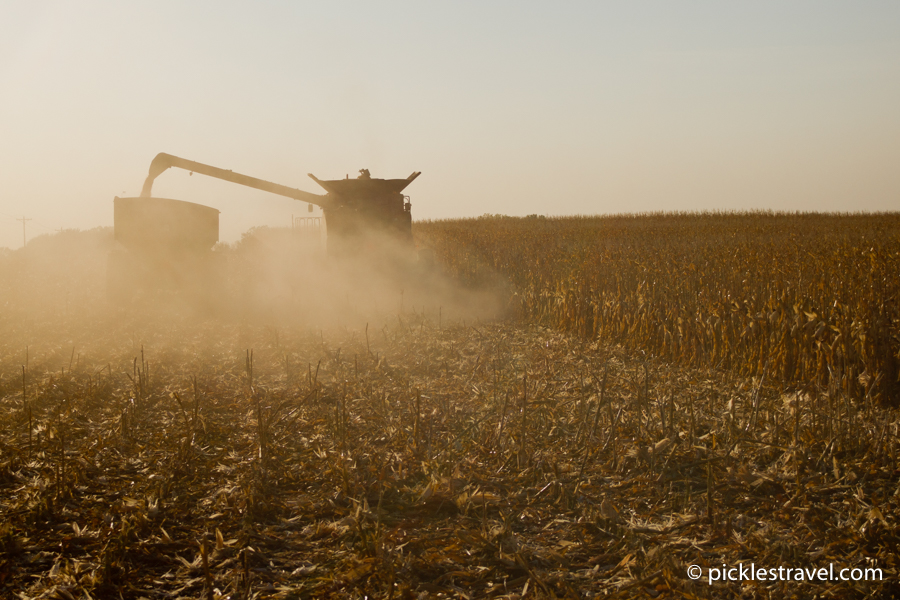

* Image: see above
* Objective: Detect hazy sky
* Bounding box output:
[1,1,898,248]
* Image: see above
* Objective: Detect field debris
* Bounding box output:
[1,311,898,598]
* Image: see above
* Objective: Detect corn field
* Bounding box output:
[416,212,900,406]
[1,221,898,598]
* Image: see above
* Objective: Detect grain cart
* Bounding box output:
[108,153,421,300]
[108,196,223,302]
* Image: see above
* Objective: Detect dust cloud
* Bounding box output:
[0,222,508,376]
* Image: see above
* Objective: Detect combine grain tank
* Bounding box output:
[309,169,416,257]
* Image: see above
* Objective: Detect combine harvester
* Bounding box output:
[108,153,422,301]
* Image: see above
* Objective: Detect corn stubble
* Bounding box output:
[0,213,897,599]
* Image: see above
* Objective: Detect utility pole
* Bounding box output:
[17,217,31,248]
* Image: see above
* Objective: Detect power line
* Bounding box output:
[29,219,56,232]
[1,210,54,231]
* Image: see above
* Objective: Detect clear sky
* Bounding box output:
[1,1,898,248]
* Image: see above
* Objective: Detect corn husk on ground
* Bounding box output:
[2,316,898,599]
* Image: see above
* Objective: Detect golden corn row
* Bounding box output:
[415,212,900,405]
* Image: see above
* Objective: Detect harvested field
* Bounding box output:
[1,215,898,599]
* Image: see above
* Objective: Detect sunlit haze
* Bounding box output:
[1,1,898,248]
